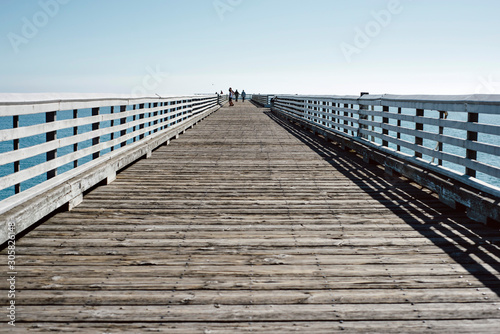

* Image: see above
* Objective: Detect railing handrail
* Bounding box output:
[275,93,500,102]
[0,93,225,116]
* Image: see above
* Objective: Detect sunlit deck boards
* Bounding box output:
[3,102,500,332]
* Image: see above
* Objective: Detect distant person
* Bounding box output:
[220,90,223,95]
[241,90,246,102]
[235,90,240,102]
[271,96,277,107]
[229,87,234,106]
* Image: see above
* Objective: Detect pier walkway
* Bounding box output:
[3,102,500,332]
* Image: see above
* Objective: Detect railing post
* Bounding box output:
[322,100,327,126]
[357,92,369,139]
[46,111,57,179]
[139,103,145,140]
[326,101,330,127]
[350,104,355,136]
[415,109,424,158]
[466,111,479,177]
[73,109,78,168]
[397,107,402,152]
[370,105,375,142]
[13,115,20,194]
[153,102,159,133]
[120,105,127,147]
[343,103,349,134]
[382,105,389,147]
[147,103,152,136]
[438,111,446,166]
[337,103,340,132]
[132,105,137,143]
[159,102,164,130]
[330,101,334,128]
[163,102,169,129]
[110,106,115,152]
[91,107,100,160]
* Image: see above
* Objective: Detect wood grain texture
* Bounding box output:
[2,102,500,332]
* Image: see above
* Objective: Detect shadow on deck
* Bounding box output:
[265,110,500,298]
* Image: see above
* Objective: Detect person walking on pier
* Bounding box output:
[241,90,246,102]
[229,88,234,106]
[235,90,240,102]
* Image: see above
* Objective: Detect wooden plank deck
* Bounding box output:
[2,101,500,333]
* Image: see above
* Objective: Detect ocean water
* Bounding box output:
[0,104,499,202]
[363,108,500,188]
[0,104,159,201]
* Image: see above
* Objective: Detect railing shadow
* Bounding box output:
[264,110,500,297]
[249,100,268,109]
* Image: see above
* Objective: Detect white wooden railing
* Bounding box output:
[270,94,500,224]
[251,94,275,107]
[0,93,226,243]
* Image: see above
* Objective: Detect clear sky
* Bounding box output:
[1,0,499,96]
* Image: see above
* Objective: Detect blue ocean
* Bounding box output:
[369,109,500,188]
[0,106,139,201]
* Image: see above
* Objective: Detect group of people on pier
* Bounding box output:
[228,88,246,106]
[216,88,246,107]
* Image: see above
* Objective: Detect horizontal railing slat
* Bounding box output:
[308,110,359,123]
[360,128,500,178]
[306,116,358,133]
[0,98,219,166]
[0,102,197,141]
[0,107,192,167]
[0,95,211,116]
[278,108,359,137]
[360,109,500,136]
[359,119,500,157]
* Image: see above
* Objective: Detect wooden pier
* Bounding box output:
[2,102,500,332]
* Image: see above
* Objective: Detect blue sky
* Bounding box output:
[1,0,499,95]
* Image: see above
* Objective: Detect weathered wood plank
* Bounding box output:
[13,288,500,306]
[3,263,493,278]
[14,303,500,322]
[11,237,488,248]
[15,253,491,266]
[5,275,500,291]
[11,320,500,334]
